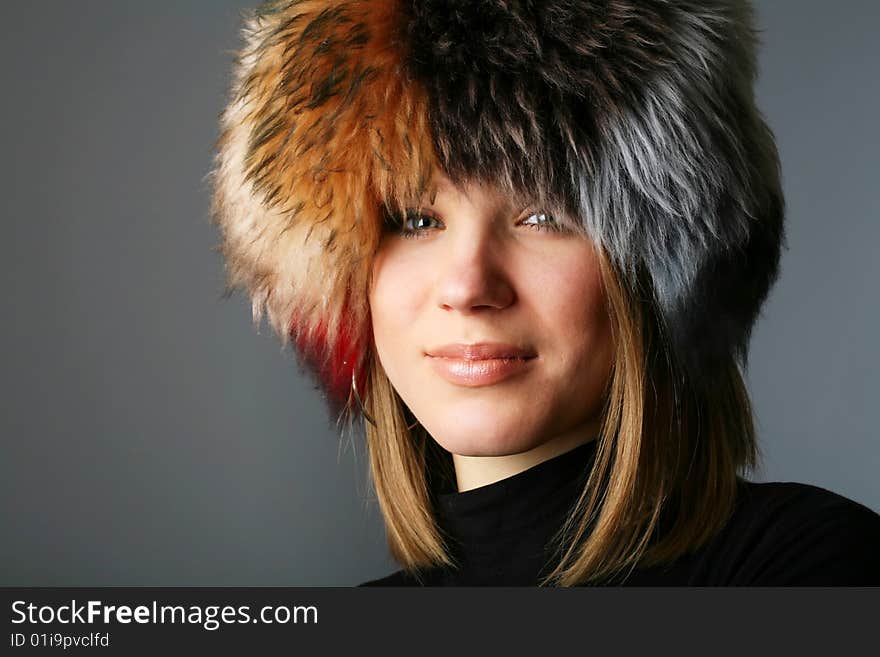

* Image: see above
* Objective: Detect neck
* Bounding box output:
[451,418,602,492]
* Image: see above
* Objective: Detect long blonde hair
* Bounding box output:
[357,247,759,586]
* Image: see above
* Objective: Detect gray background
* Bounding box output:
[2,1,877,586]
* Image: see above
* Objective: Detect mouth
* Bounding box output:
[425,352,537,387]
[424,342,537,360]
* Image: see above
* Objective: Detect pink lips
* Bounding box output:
[425,342,537,387]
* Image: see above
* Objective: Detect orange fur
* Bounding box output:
[211,0,437,414]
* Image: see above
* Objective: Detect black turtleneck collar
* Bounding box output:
[431,438,600,586]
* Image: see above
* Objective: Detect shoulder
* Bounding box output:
[357,569,428,587]
[721,479,880,585]
[734,479,879,533]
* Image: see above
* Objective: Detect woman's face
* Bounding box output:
[368,175,614,458]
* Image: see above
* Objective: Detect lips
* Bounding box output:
[425,342,537,360]
[425,342,537,387]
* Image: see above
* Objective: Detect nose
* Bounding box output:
[436,226,516,314]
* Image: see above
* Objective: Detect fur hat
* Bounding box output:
[211,0,785,422]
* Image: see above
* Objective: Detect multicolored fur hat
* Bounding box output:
[211,0,785,423]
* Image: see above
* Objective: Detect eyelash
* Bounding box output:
[389,210,563,240]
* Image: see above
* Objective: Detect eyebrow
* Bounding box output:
[419,180,524,212]
[420,179,454,206]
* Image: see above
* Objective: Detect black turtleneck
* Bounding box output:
[360,441,880,586]
[432,438,598,586]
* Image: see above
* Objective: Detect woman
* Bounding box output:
[211,0,880,585]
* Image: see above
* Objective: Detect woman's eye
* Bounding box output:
[520,211,562,232]
[394,211,442,240]
[379,208,443,240]
[384,208,563,240]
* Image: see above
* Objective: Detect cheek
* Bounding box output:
[534,248,612,372]
[368,249,421,373]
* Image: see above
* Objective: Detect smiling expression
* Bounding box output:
[369,174,614,457]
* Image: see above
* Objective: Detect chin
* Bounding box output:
[425,415,543,457]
